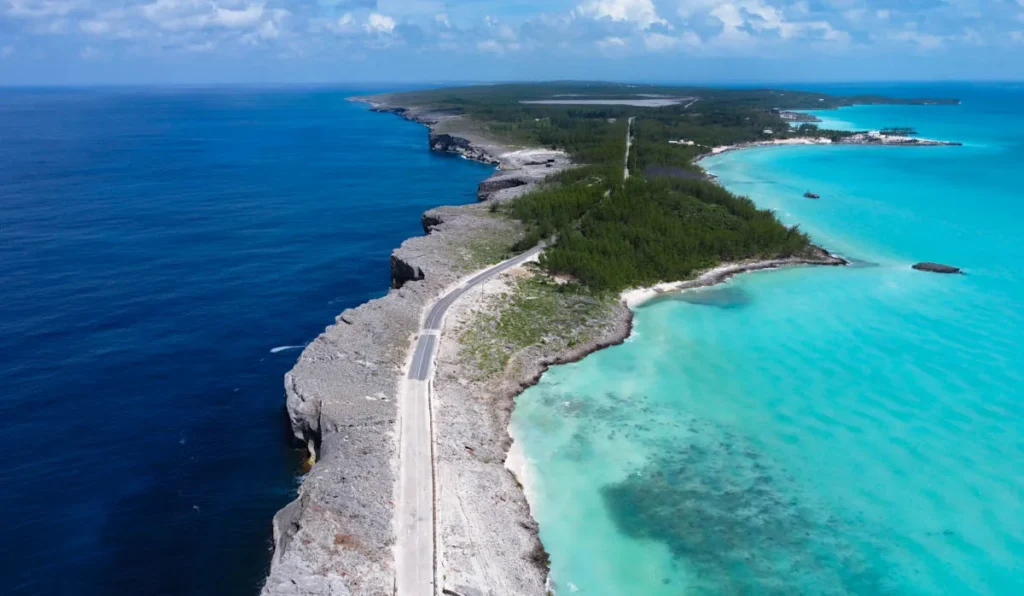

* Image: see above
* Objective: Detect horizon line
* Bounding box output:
[1,78,1023,90]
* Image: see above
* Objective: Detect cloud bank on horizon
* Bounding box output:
[1,0,1023,83]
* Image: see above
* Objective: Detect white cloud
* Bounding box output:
[141,0,267,31]
[477,19,521,56]
[183,40,215,52]
[7,0,81,19]
[484,15,517,42]
[0,45,14,58]
[959,27,984,45]
[211,5,263,29]
[140,0,190,28]
[35,17,68,33]
[314,11,360,35]
[3,0,1018,67]
[477,39,503,53]
[711,3,751,45]
[377,0,443,17]
[677,0,725,19]
[842,9,864,23]
[243,18,279,43]
[743,1,835,39]
[76,14,145,40]
[364,12,396,35]
[597,35,627,48]
[702,0,848,47]
[575,0,667,30]
[889,29,944,49]
[642,30,701,51]
[79,19,111,35]
[78,44,99,59]
[337,12,356,30]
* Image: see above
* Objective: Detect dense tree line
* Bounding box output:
[502,113,629,166]
[370,83,944,291]
[382,83,901,172]
[508,174,812,292]
[380,82,949,117]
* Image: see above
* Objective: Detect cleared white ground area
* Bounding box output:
[521,97,696,107]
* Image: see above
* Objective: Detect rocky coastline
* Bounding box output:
[265,199,519,596]
[262,97,577,596]
[262,97,852,596]
[694,133,961,163]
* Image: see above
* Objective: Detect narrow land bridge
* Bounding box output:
[395,245,544,596]
[395,114,636,595]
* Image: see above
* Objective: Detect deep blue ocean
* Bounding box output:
[512,82,1024,594]
[0,87,493,594]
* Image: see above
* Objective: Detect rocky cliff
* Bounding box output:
[262,100,569,595]
[265,202,521,596]
[429,132,498,164]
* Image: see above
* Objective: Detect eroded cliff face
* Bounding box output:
[477,172,531,202]
[429,133,499,164]
[389,253,425,289]
[421,209,445,234]
[265,203,520,596]
[263,96,582,596]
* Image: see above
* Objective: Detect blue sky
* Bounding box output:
[1,0,1023,84]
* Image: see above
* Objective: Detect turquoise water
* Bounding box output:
[510,83,1024,594]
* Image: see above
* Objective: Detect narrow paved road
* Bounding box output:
[624,116,635,180]
[395,244,544,596]
[397,110,634,593]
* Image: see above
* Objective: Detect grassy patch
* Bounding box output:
[454,232,518,272]
[458,273,614,380]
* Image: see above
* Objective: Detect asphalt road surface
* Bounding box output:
[395,244,543,596]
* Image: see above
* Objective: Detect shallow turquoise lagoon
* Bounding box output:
[510,84,1024,594]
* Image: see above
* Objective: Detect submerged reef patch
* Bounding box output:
[674,285,754,309]
[600,418,897,595]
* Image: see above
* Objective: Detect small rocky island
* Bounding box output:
[842,131,961,146]
[913,262,963,274]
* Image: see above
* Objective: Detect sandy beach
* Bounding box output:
[622,252,847,309]
[696,132,960,164]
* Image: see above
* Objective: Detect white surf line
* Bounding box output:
[395,245,544,596]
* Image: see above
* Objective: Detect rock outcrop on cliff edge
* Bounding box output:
[429,132,498,164]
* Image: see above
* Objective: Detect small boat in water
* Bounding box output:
[804,191,820,199]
